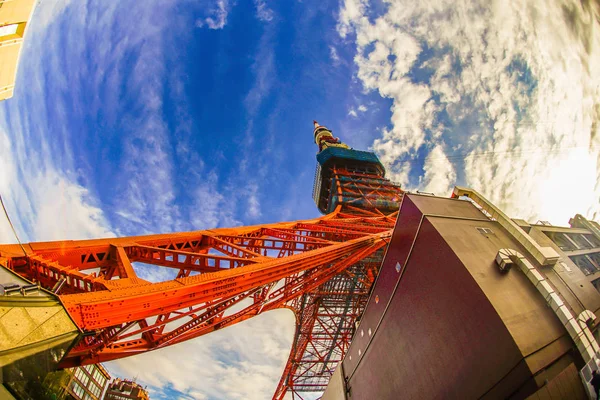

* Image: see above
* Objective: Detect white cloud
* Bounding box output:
[348,104,368,118]
[330,45,341,64]
[191,170,240,230]
[108,309,296,400]
[21,1,238,236]
[338,0,600,224]
[232,24,278,224]
[132,262,179,283]
[254,0,274,22]
[196,0,230,30]
[245,182,262,219]
[419,144,456,196]
[27,0,74,34]
[337,0,368,38]
[244,35,275,119]
[0,53,114,243]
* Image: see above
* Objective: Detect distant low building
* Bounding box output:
[4,363,111,400]
[68,364,111,400]
[0,0,37,101]
[43,364,111,400]
[103,378,149,400]
[516,214,600,293]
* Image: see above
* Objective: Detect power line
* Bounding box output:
[0,194,27,256]
[410,144,592,163]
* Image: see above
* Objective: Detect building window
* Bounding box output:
[570,254,599,276]
[589,253,600,269]
[585,234,600,248]
[569,233,594,250]
[71,381,85,399]
[0,22,26,41]
[79,373,90,388]
[545,232,576,251]
[592,278,600,294]
[0,24,18,37]
[92,369,106,386]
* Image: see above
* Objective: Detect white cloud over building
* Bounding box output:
[338,0,600,224]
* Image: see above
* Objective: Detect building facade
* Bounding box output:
[104,379,149,400]
[520,215,600,293]
[0,0,37,101]
[42,364,111,400]
[323,189,600,399]
[67,364,111,400]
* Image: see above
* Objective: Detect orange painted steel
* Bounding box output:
[0,209,395,348]
[0,122,403,399]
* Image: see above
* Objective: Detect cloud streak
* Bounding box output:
[196,0,231,30]
[0,0,116,243]
[254,0,274,22]
[108,309,295,400]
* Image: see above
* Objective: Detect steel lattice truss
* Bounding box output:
[0,157,403,398]
[273,250,385,399]
[0,207,397,398]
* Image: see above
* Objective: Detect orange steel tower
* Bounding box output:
[0,121,403,399]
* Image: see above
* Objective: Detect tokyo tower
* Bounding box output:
[0,121,403,399]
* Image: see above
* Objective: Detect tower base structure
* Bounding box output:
[323,192,599,399]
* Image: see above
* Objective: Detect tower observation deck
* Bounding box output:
[0,121,403,399]
[312,121,401,214]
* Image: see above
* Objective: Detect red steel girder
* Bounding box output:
[0,211,393,366]
[0,163,402,399]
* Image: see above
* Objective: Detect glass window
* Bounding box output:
[0,24,18,37]
[569,233,593,249]
[71,381,84,399]
[586,234,600,247]
[570,254,599,275]
[80,373,90,388]
[589,254,600,269]
[93,369,106,386]
[591,278,600,294]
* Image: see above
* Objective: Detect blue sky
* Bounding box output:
[1,0,600,399]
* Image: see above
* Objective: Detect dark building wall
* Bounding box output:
[344,216,527,399]
[335,195,582,400]
[430,217,566,354]
[429,216,575,386]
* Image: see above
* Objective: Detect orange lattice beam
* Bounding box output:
[0,210,393,372]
